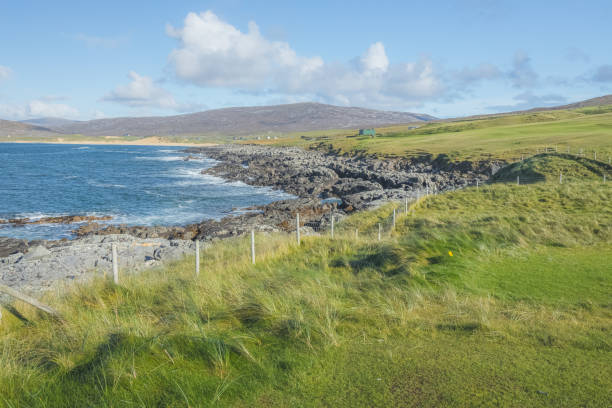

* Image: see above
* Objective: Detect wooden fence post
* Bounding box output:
[296,213,301,245]
[378,223,382,241]
[392,208,396,229]
[0,283,61,318]
[112,243,119,284]
[355,228,358,239]
[331,212,334,238]
[560,172,563,184]
[516,176,520,186]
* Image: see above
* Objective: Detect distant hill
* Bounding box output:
[524,94,612,112]
[43,102,436,137]
[2,96,612,141]
[21,117,81,128]
[442,94,612,123]
[0,119,57,138]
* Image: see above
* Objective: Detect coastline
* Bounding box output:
[1,136,217,147]
[1,143,486,293]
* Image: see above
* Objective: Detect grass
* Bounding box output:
[0,178,610,407]
[5,104,612,158]
[256,106,612,163]
[491,153,612,183]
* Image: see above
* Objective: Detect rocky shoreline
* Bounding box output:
[71,144,489,241]
[1,235,196,294]
[1,144,491,293]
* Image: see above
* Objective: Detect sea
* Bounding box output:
[0,143,293,240]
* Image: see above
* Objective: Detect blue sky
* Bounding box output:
[1,0,611,120]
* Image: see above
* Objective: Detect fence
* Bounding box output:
[512,145,612,165]
[1,151,610,319]
[474,148,612,188]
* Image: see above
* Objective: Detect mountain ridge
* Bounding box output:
[46,102,437,137]
[1,96,611,139]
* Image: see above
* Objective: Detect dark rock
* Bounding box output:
[0,237,29,258]
[65,144,487,245]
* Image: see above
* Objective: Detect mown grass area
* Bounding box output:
[0,178,610,407]
[257,106,612,162]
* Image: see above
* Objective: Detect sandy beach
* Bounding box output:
[2,136,217,147]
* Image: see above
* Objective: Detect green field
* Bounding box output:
[4,105,612,161]
[1,174,610,406]
[257,106,612,162]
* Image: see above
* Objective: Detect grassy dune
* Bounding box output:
[258,107,612,162]
[1,176,610,406]
[491,153,612,183]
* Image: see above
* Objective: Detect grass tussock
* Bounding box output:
[0,181,611,407]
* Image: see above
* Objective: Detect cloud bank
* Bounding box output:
[593,65,612,82]
[0,100,79,119]
[103,71,191,111]
[166,11,445,108]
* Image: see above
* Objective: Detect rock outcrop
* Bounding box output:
[0,235,195,292]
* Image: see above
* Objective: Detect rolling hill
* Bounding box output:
[40,103,436,137]
[0,119,57,138]
[20,117,81,128]
[1,96,611,141]
[528,94,612,111]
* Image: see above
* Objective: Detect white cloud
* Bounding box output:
[508,51,538,88]
[0,65,12,81]
[103,71,184,110]
[486,92,566,112]
[27,100,79,118]
[360,42,389,72]
[565,47,590,63]
[592,65,612,82]
[0,100,79,119]
[166,11,443,108]
[167,11,323,89]
[454,63,502,84]
[0,103,26,119]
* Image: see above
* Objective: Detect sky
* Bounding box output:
[1,0,611,120]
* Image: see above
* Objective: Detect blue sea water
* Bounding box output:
[0,143,293,240]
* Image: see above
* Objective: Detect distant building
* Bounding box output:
[359,128,376,137]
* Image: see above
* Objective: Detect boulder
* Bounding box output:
[20,245,51,262]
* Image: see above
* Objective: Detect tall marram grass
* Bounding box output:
[0,180,610,406]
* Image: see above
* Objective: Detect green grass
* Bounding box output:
[0,179,610,407]
[459,245,612,305]
[258,107,612,163]
[491,153,612,183]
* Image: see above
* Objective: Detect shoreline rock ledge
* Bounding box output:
[186,144,486,211]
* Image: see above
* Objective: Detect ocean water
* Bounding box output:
[0,143,293,240]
